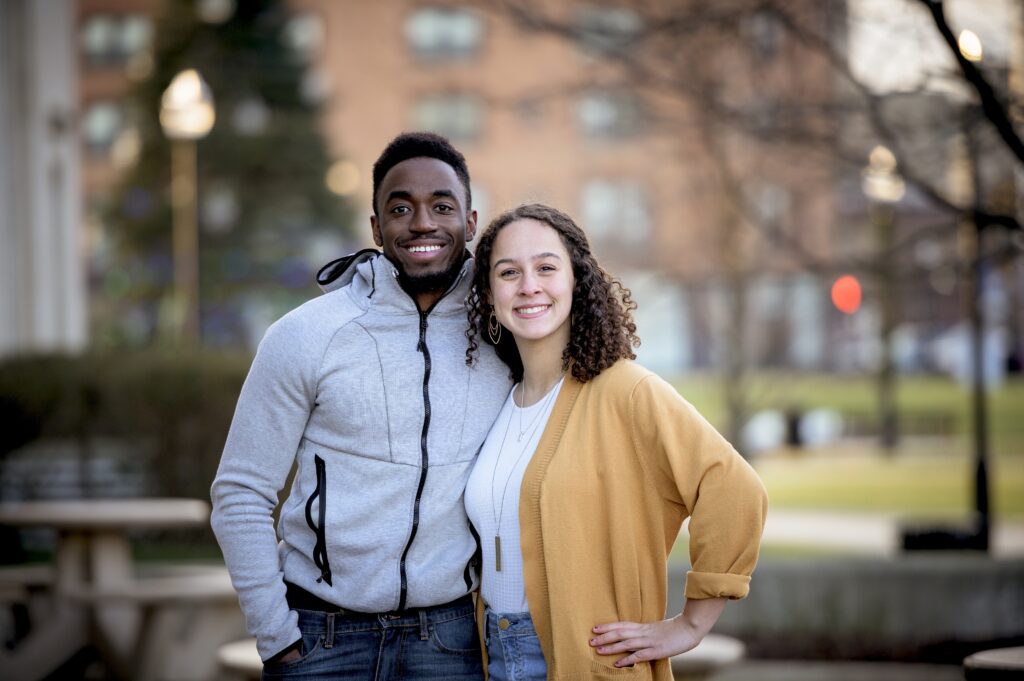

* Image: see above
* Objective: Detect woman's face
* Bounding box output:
[488,218,575,350]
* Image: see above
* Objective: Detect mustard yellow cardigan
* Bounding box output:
[480,360,767,681]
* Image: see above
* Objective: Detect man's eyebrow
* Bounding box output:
[384,189,458,203]
[384,190,412,203]
[493,252,563,267]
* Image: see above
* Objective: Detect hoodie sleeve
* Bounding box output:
[210,311,321,660]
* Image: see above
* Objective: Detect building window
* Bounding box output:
[576,90,644,138]
[82,102,124,154]
[573,5,642,57]
[580,179,651,245]
[81,14,153,67]
[405,7,483,61]
[412,93,482,140]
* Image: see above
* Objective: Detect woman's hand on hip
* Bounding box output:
[589,597,727,668]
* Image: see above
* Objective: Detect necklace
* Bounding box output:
[515,382,552,442]
[489,377,562,571]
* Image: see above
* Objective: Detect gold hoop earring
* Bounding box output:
[487,311,502,344]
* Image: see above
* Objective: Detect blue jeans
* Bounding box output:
[261,596,482,681]
[484,608,547,681]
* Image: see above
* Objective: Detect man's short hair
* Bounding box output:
[372,131,472,215]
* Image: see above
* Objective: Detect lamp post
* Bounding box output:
[160,69,215,344]
[861,145,905,452]
[959,110,991,552]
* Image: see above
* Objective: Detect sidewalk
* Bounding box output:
[704,660,963,681]
[758,510,1024,557]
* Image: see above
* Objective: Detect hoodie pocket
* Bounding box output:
[305,454,333,586]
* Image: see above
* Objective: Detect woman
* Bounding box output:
[464,204,767,681]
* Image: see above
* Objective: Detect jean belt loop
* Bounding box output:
[323,612,335,649]
[419,609,429,641]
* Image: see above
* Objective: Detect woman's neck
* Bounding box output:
[516,337,567,407]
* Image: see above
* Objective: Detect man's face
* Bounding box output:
[371,157,477,309]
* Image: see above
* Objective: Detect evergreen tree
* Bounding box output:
[98,0,355,348]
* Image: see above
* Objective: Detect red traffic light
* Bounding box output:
[831,275,862,315]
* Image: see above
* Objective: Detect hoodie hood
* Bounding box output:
[317,248,380,293]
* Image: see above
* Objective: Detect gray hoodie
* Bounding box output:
[210,251,510,660]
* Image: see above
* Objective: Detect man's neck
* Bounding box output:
[413,290,443,312]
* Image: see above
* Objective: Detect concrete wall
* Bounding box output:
[0,0,86,357]
[668,556,1024,661]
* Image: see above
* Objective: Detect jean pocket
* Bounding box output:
[261,633,325,675]
[430,612,481,655]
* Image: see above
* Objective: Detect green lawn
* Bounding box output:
[668,373,1024,520]
[753,445,1024,519]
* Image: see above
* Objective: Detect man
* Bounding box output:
[211,132,510,679]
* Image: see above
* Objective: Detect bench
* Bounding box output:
[0,564,54,601]
[670,633,746,680]
[964,645,1024,680]
[218,637,262,681]
[65,569,243,681]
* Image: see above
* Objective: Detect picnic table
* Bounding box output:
[963,645,1024,680]
[0,497,218,681]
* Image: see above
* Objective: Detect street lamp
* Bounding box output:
[160,69,215,344]
[861,145,905,451]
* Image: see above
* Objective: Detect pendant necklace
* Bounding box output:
[489,377,561,571]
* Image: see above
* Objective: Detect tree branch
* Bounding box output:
[919,0,1024,165]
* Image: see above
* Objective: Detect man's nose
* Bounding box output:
[410,208,436,233]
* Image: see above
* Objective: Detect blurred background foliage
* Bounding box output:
[94,0,355,349]
[0,351,247,501]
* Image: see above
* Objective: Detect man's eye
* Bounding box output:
[391,205,410,215]
[435,204,454,213]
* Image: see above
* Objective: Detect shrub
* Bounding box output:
[0,350,250,500]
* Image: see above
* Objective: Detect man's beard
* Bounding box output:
[397,257,464,300]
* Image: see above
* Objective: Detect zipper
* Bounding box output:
[397,310,432,610]
[305,454,332,586]
[392,260,467,610]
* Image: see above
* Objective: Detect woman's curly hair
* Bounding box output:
[466,203,640,383]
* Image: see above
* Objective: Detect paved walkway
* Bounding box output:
[694,510,1024,557]
[679,507,1024,557]
[704,660,963,681]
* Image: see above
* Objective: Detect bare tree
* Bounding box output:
[479,0,1022,457]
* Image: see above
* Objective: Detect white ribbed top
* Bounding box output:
[465,378,563,613]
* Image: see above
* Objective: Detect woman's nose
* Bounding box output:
[518,273,540,294]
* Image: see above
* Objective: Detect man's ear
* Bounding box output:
[370,215,383,247]
[465,209,478,242]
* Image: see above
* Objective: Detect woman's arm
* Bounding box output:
[589,597,727,667]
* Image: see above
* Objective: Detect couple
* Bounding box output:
[211,132,767,681]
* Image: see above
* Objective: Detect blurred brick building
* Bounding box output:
[74,0,848,372]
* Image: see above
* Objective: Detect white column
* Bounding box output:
[0,0,85,357]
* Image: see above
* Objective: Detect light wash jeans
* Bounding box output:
[484,607,547,681]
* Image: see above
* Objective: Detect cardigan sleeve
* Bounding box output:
[629,374,768,600]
